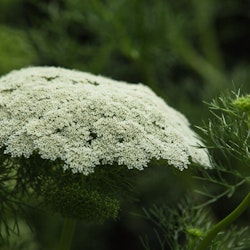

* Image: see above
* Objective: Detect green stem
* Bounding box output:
[196,191,250,250]
[58,218,77,250]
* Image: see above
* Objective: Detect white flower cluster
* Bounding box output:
[0,67,211,175]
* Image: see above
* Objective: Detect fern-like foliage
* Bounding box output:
[141,89,250,250]
[195,89,250,206]
[0,149,28,240]
[141,197,250,250]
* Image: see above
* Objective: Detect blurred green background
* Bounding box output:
[0,0,249,249]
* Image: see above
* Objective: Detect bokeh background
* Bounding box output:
[0,0,249,249]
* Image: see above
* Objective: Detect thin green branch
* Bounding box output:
[167,31,227,90]
[57,218,77,250]
[192,0,225,71]
[196,191,250,250]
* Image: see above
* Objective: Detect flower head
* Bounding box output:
[0,67,211,175]
[233,95,250,113]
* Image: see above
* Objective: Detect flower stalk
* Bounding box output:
[196,191,250,250]
[58,218,77,250]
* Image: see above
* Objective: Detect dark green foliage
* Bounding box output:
[195,90,250,204]
[0,25,37,75]
[142,90,250,249]
[3,152,137,223]
[142,197,250,250]
[0,148,27,239]
[42,181,120,223]
[0,220,38,250]
[141,197,211,250]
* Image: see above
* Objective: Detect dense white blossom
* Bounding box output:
[0,67,211,174]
